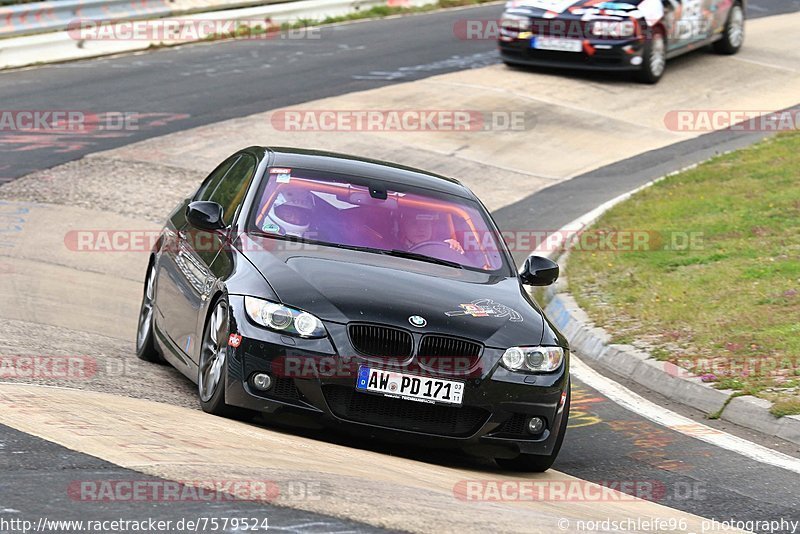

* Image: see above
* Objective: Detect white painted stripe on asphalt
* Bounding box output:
[731,56,798,72]
[570,355,800,475]
[533,150,800,473]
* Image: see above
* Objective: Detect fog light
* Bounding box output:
[252,373,272,391]
[631,56,643,66]
[527,417,545,434]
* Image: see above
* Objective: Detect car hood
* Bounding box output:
[240,237,545,348]
[507,0,662,25]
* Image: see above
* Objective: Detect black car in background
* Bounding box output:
[136,147,570,472]
[498,0,745,83]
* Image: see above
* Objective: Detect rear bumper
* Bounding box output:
[224,296,570,458]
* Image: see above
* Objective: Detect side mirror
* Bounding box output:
[186,201,225,231]
[520,255,559,286]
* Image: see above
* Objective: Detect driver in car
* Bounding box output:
[398,208,464,254]
[263,187,317,238]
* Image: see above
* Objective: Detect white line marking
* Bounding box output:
[732,56,797,73]
[570,355,800,475]
[537,142,800,472]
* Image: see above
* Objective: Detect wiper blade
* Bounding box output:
[251,232,380,254]
[249,233,462,268]
[384,249,463,269]
[271,233,317,245]
[249,231,318,244]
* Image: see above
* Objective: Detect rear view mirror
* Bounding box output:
[348,191,398,209]
[186,201,225,231]
[520,255,559,286]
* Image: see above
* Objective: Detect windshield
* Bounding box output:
[249,167,508,273]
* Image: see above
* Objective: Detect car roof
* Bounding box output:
[251,146,476,200]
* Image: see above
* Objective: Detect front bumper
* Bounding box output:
[498,36,646,72]
[224,296,569,458]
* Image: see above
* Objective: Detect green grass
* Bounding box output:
[567,132,800,416]
[771,399,800,418]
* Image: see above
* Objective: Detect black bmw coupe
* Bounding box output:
[136,147,570,471]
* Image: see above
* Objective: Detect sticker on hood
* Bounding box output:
[445,299,523,322]
[634,0,664,26]
[515,0,579,14]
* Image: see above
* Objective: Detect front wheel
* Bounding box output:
[495,383,570,472]
[198,299,255,420]
[136,264,164,363]
[636,27,667,84]
[198,299,234,415]
[713,3,744,55]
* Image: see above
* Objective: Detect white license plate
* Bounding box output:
[531,36,583,52]
[356,367,464,406]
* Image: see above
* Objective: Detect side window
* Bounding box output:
[196,155,239,202]
[206,154,257,226]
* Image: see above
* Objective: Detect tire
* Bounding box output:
[495,383,570,472]
[713,3,744,55]
[198,298,255,420]
[636,27,667,84]
[135,263,164,363]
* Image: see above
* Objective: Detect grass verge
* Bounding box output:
[566,131,800,416]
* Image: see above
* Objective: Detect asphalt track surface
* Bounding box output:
[0,425,387,534]
[1,1,800,532]
[0,0,796,182]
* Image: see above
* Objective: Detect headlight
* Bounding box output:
[500,13,531,32]
[591,20,636,38]
[244,296,326,338]
[501,346,564,373]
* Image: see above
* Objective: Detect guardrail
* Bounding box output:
[0,0,413,69]
[0,0,174,38]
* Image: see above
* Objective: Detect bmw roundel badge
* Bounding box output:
[408,315,427,328]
